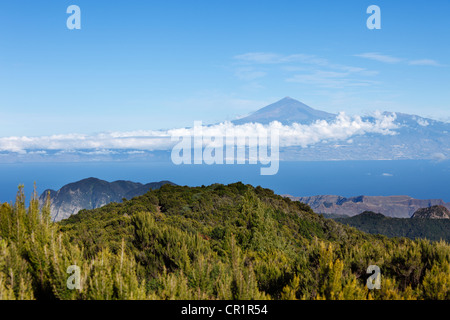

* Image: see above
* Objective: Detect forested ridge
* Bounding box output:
[0,182,449,300]
[332,211,450,241]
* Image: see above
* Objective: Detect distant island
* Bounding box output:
[39,177,450,224]
[286,194,450,218]
[2,97,450,162]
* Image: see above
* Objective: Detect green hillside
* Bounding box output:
[332,211,450,241]
[1,183,449,300]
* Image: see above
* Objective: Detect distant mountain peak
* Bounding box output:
[232,97,336,125]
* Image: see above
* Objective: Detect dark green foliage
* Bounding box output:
[1,183,450,300]
[333,211,450,241]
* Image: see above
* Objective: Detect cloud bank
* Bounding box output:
[0,112,398,154]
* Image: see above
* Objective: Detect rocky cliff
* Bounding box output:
[39,177,175,221]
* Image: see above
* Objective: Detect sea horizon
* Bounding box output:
[1,159,448,204]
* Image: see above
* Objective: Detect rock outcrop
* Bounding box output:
[411,205,450,219]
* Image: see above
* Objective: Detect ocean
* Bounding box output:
[0,160,449,204]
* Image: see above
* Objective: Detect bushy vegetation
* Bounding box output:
[0,183,449,300]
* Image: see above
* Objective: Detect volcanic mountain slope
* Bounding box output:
[233,97,450,161]
[232,96,337,125]
[3,97,449,162]
[39,177,175,221]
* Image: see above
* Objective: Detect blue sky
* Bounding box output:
[0,0,449,136]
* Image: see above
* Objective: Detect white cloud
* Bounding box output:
[382,173,394,177]
[431,153,447,161]
[0,131,172,153]
[234,52,284,64]
[286,71,378,88]
[408,59,442,66]
[233,52,379,89]
[234,52,329,66]
[235,67,267,81]
[0,113,398,154]
[234,52,372,73]
[416,118,429,127]
[355,53,402,64]
[356,53,443,67]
